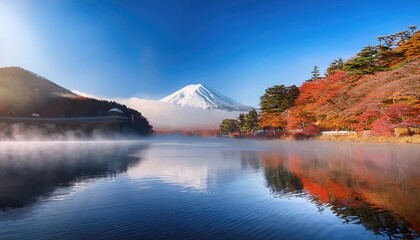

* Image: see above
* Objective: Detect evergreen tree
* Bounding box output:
[343,46,386,74]
[243,109,259,132]
[310,65,320,81]
[260,85,299,115]
[238,113,246,133]
[219,119,240,135]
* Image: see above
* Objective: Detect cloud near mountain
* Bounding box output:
[72,90,247,130]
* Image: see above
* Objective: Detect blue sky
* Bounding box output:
[0,0,419,106]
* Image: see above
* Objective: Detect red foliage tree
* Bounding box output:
[302,124,321,137]
[385,103,420,127]
[371,117,393,136]
[356,109,383,130]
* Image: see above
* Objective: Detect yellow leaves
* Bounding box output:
[395,32,420,61]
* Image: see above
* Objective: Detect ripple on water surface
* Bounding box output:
[0,138,419,239]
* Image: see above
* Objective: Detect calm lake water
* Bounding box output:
[0,137,419,239]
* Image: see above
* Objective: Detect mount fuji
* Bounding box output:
[159,84,253,111]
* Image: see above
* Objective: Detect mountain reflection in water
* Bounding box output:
[0,141,149,214]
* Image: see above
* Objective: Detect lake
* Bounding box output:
[0,137,419,239]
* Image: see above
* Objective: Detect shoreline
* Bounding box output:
[315,135,420,144]
[227,132,420,144]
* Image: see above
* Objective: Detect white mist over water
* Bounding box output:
[0,123,153,141]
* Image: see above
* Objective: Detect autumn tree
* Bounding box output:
[355,109,382,130]
[376,46,404,68]
[259,112,287,130]
[371,117,392,136]
[302,124,321,137]
[395,31,420,61]
[369,103,419,135]
[385,103,420,127]
[286,80,325,130]
[265,27,419,137]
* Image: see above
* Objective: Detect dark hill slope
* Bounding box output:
[0,67,75,115]
[0,67,152,135]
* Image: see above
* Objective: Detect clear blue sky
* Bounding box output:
[0,0,419,106]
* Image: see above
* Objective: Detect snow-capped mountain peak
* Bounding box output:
[159,84,253,111]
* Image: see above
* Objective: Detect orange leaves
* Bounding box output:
[260,39,419,135]
[285,109,304,130]
[295,79,325,106]
[284,60,419,133]
[395,32,420,61]
[258,112,286,129]
[286,71,349,130]
[327,70,347,83]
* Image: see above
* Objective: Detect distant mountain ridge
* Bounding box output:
[159,84,253,111]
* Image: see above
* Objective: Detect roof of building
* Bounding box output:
[108,108,123,114]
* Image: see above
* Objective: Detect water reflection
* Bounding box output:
[239,151,260,170]
[127,141,240,192]
[0,138,419,239]
[259,143,420,239]
[262,154,303,197]
[0,141,149,214]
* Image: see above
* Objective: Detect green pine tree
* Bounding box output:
[238,113,246,133]
[260,85,299,115]
[343,46,387,74]
[219,119,240,135]
[310,65,320,81]
[243,109,259,133]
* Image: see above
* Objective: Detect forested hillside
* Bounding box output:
[220,27,420,138]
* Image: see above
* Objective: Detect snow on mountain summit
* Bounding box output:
[159,84,253,111]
